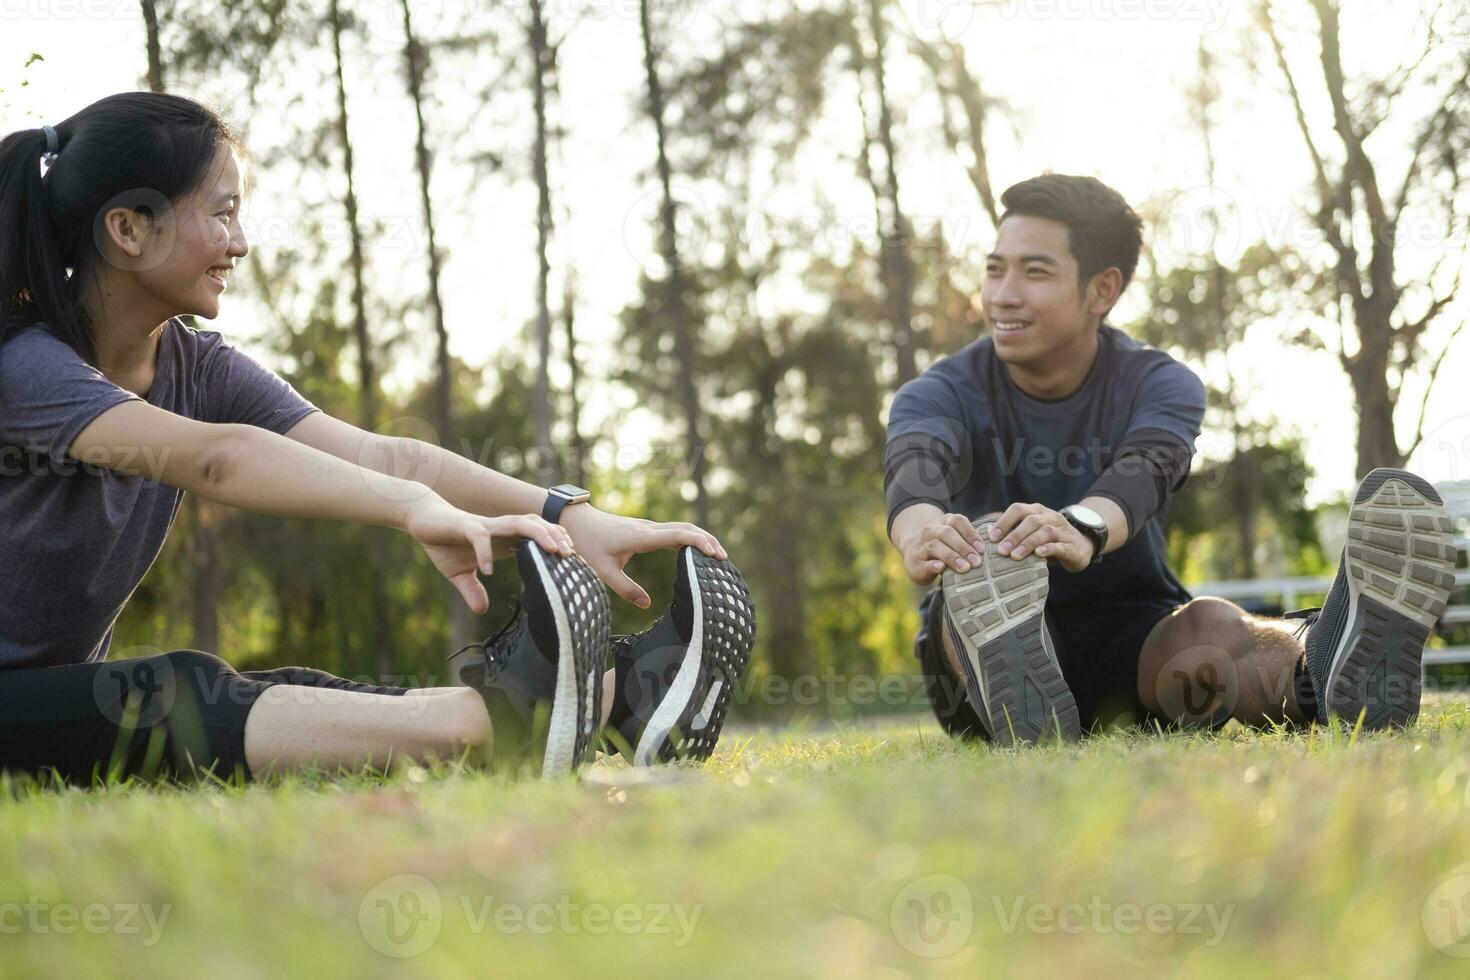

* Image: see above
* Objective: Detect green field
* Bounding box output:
[7,697,1470,978]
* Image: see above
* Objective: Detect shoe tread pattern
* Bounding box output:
[940,519,1079,745]
[665,553,755,761]
[538,549,610,770]
[1325,468,1456,729]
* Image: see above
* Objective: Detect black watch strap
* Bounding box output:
[541,484,590,525]
[542,494,570,524]
[1061,506,1108,566]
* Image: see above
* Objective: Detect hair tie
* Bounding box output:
[39,125,59,175]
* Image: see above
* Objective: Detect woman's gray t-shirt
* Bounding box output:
[0,318,320,670]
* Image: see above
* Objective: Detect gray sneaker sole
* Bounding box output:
[940,519,1080,746]
[1319,468,1456,729]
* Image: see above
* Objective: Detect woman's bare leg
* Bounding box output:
[243,670,617,777]
[242,685,490,777]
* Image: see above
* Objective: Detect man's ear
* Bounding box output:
[1086,268,1123,318]
[100,206,154,259]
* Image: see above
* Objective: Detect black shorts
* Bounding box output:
[0,651,409,785]
[915,587,1184,735]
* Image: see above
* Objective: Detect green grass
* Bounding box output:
[8,698,1470,978]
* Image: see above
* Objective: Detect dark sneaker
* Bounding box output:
[447,540,609,776]
[914,586,991,741]
[940,517,1080,746]
[1298,467,1457,729]
[605,547,755,765]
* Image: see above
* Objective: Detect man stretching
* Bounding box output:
[884,174,1457,744]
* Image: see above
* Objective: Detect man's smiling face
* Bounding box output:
[981,214,1098,369]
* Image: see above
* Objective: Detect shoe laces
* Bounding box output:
[611,624,652,660]
[446,596,525,674]
[1284,607,1322,641]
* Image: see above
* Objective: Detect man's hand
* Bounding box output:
[988,502,1095,572]
[897,510,987,586]
[560,505,727,608]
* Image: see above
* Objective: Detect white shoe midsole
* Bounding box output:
[634,549,705,765]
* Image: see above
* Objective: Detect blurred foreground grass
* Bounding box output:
[7,697,1470,978]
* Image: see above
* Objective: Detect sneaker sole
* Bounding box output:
[1319,468,1456,729]
[523,546,609,776]
[634,550,755,764]
[940,519,1080,746]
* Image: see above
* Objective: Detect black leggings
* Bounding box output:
[0,650,409,785]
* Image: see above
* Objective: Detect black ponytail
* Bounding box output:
[0,92,244,366]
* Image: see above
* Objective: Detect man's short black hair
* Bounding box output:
[998,174,1143,294]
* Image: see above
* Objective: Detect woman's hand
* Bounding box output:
[404,495,574,614]
[559,505,726,608]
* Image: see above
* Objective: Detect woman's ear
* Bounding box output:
[99,206,152,259]
[92,190,175,273]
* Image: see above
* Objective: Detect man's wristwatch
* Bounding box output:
[542,484,591,524]
[1060,504,1108,566]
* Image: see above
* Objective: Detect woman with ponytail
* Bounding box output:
[0,93,738,784]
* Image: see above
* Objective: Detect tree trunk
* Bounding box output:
[529,0,558,483]
[638,0,710,527]
[188,497,221,652]
[399,0,472,649]
[1349,335,1404,476]
[331,0,394,681]
[912,38,999,227]
[141,0,227,652]
[140,0,164,93]
[863,0,917,386]
[562,265,586,487]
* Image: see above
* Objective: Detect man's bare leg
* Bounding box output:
[1137,597,1310,728]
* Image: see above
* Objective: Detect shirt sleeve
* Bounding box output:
[1083,359,1207,539]
[884,375,974,533]
[1125,360,1206,453]
[0,327,141,465]
[198,335,320,434]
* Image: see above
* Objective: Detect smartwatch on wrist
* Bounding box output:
[542,484,591,525]
[1060,504,1108,566]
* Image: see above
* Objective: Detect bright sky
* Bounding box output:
[3,0,1466,504]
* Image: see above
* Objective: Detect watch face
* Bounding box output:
[550,484,590,502]
[1066,505,1105,530]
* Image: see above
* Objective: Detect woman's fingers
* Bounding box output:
[601,564,651,609]
[500,514,573,555]
[452,570,490,616]
[633,523,724,559]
